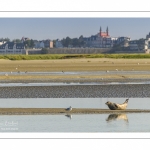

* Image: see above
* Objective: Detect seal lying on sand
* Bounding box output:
[105,99,129,110]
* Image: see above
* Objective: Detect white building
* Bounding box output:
[144,38,150,53]
[83,27,112,48]
[34,41,45,48]
[0,42,25,54]
[55,40,63,48]
[39,41,45,48]
[44,40,53,48]
[129,40,139,50]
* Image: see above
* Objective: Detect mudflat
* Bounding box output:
[1,58,150,72]
[0,84,150,98]
[1,58,150,82]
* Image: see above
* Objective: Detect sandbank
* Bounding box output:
[0,108,150,115]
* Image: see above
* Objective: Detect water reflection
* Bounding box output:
[65,114,72,120]
[106,113,128,122]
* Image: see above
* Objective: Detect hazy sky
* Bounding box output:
[0,18,150,41]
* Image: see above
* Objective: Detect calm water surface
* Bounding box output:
[0,98,150,109]
[0,98,150,132]
[0,113,150,132]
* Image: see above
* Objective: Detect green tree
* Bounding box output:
[4,38,10,42]
[61,37,72,47]
[79,35,85,47]
[65,37,72,47]
[53,40,56,47]
[24,39,35,48]
[61,36,85,47]
[24,40,30,48]
[72,38,79,47]
[61,38,66,47]
[0,38,10,42]
[30,39,35,48]
[13,39,21,43]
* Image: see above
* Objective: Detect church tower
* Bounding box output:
[106,26,109,36]
[99,26,109,37]
[100,26,102,36]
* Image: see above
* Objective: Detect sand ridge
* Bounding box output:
[0,108,150,115]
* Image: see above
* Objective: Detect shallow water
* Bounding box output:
[1,81,150,87]
[1,71,150,76]
[0,98,150,132]
[0,113,150,132]
[0,98,150,109]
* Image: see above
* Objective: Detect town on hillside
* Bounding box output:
[0,26,150,54]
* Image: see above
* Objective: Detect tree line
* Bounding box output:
[60,35,85,47]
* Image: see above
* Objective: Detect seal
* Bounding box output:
[105,99,129,110]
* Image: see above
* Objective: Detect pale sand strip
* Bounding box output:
[0,108,150,115]
[1,58,150,72]
[0,74,150,81]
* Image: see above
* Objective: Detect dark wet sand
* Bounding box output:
[0,84,150,98]
[0,108,150,115]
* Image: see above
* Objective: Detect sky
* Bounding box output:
[0,18,150,41]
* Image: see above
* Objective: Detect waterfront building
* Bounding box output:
[38,41,45,48]
[83,26,112,48]
[55,39,63,48]
[0,42,25,54]
[44,40,53,48]
[33,40,53,49]
[34,40,45,48]
[83,26,131,48]
[144,33,150,53]
[129,40,139,50]
[116,37,130,44]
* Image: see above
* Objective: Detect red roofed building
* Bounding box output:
[83,26,115,48]
[99,27,109,37]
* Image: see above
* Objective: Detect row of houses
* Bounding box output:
[117,33,150,51]
[32,40,53,49]
[0,30,150,54]
[0,42,25,54]
[0,38,54,54]
[21,37,54,49]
